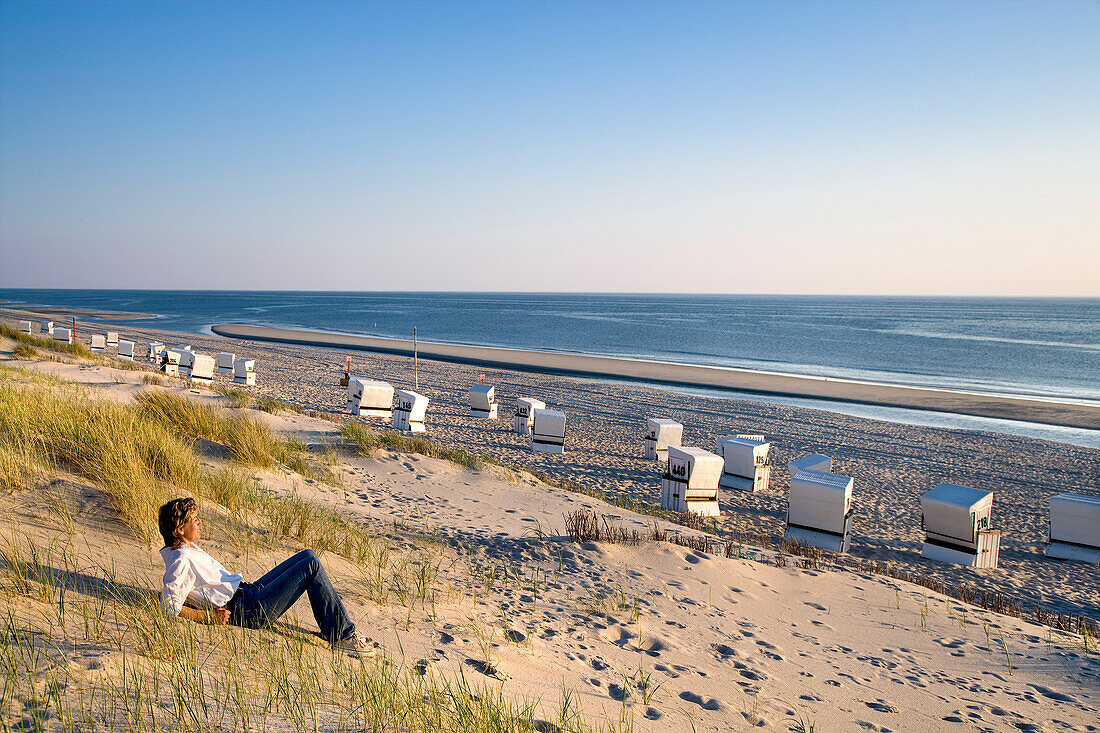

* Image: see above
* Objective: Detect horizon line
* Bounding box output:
[1,287,1098,300]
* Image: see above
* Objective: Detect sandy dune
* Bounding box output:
[1,351,1098,731]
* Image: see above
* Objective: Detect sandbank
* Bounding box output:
[11,305,158,320]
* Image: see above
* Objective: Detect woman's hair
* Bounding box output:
[158,497,197,549]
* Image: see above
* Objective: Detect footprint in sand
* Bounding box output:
[638,637,668,657]
[599,625,635,647]
[414,652,447,675]
[804,602,828,611]
[712,644,737,660]
[678,691,726,711]
[738,667,766,681]
[1026,684,1077,703]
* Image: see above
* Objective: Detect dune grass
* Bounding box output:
[213,385,297,414]
[341,420,495,471]
[0,381,200,542]
[133,390,330,481]
[0,367,394,567]
[0,371,344,543]
[11,344,37,359]
[0,322,97,360]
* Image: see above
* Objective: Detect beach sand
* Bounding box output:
[2,335,1098,731]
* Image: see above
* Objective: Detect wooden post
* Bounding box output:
[413,327,418,390]
[71,316,76,344]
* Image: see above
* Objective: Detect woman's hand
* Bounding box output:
[178,606,231,625]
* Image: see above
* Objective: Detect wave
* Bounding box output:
[885,329,1100,351]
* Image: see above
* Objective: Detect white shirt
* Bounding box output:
[160,542,243,616]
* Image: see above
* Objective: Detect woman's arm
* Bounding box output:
[177,606,230,625]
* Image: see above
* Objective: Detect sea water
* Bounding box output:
[4,290,1096,402]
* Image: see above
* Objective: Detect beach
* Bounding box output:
[2,313,1099,731]
[6,307,1098,621]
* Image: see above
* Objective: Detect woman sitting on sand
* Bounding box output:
[158,497,377,658]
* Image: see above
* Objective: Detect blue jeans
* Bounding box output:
[229,550,355,643]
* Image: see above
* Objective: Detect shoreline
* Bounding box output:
[212,323,1100,430]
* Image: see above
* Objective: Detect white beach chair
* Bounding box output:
[161,349,182,377]
[785,469,854,553]
[788,453,832,476]
[117,340,135,361]
[393,389,428,432]
[18,321,31,334]
[347,378,395,418]
[90,334,106,353]
[514,398,545,435]
[217,352,236,373]
[178,349,195,378]
[147,342,164,362]
[233,359,256,386]
[469,384,498,419]
[41,321,54,336]
[660,446,723,517]
[189,354,216,386]
[644,418,684,461]
[920,483,1000,568]
[1045,493,1100,564]
[530,408,566,454]
[715,436,771,493]
[106,331,119,348]
[54,328,73,345]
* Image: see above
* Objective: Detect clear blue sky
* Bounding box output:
[2,0,1097,295]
